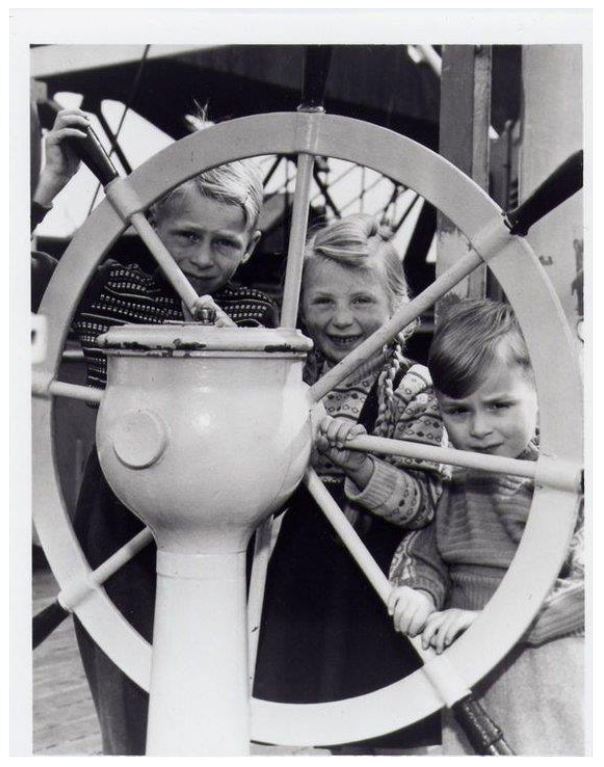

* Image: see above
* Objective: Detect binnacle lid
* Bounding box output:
[97,323,314,355]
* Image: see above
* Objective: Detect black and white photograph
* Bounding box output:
[9,7,592,759]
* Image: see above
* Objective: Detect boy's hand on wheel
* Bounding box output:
[190,295,236,327]
[421,608,479,653]
[387,585,436,637]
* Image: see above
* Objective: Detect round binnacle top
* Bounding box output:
[97,324,314,355]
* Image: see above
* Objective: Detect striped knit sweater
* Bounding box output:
[71,260,277,388]
[389,443,584,645]
[312,350,446,529]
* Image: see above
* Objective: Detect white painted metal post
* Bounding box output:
[521,45,583,336]
[146,550,250,756]
[436,45,492,307]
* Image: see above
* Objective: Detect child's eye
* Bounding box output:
[214,237,238,251]
[353,295,374,305]
[444,406,469,417]
[177,231,200,244]
[311,297,333,306]
[489,401,513,411]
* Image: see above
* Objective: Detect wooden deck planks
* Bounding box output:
[33,568,102,756]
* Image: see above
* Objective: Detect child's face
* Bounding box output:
[302,259,391,363]
[154,184,260,296]
[436,363,538,458]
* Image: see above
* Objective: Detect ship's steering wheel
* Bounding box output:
[32,111,582,748]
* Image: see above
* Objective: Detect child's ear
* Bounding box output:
[241,229,261,264]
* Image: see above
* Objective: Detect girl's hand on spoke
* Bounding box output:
[316,416,372,484]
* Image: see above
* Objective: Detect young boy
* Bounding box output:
[73,158,276,388]
[32,110,277,754]
[387,298,584,755]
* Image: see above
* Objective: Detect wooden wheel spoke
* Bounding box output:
[100,176,199,314]
[32,376,104,404]
[279,152,316,327]
[128,212,199,315]
[59,528,154,611]
[342,435,581,492]
[303,468,438,665]
[346,435,535,480]
[33,528,155,652]
[304,467,392,604]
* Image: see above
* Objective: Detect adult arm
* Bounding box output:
[31,109,89,309]
[32,108,89,212]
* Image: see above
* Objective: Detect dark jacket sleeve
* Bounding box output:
[31,202,59,312]
[31,201,53,234]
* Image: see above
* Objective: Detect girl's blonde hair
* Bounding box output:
[303,214,416,438]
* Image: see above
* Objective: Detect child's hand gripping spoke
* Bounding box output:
[387,585,436,637]
[316,416,373,487]
[189,294,236,327]
[420,608,479,654]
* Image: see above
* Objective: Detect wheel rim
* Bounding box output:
[33,111,582,744]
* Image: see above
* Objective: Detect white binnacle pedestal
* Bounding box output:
[148,549,250,755]
[95,325,314,755]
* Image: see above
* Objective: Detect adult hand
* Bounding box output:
[421,608,479,654]
[33,108,90,207]
[387,585,436,637]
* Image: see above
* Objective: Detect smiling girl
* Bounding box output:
[253,214,446,753]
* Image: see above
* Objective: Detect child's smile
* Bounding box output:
[327,332,363,348]
[302,259,392,363]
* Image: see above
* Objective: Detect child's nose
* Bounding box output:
[190,241,213,268]
[470,411,493,438]
[332,305,354,328]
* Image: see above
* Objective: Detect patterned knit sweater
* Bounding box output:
[312,350,446,528]
[389,443,584,645]
[72,260,277,388]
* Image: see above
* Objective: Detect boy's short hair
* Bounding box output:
[148,159,264,232]
[429,298,533,398]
